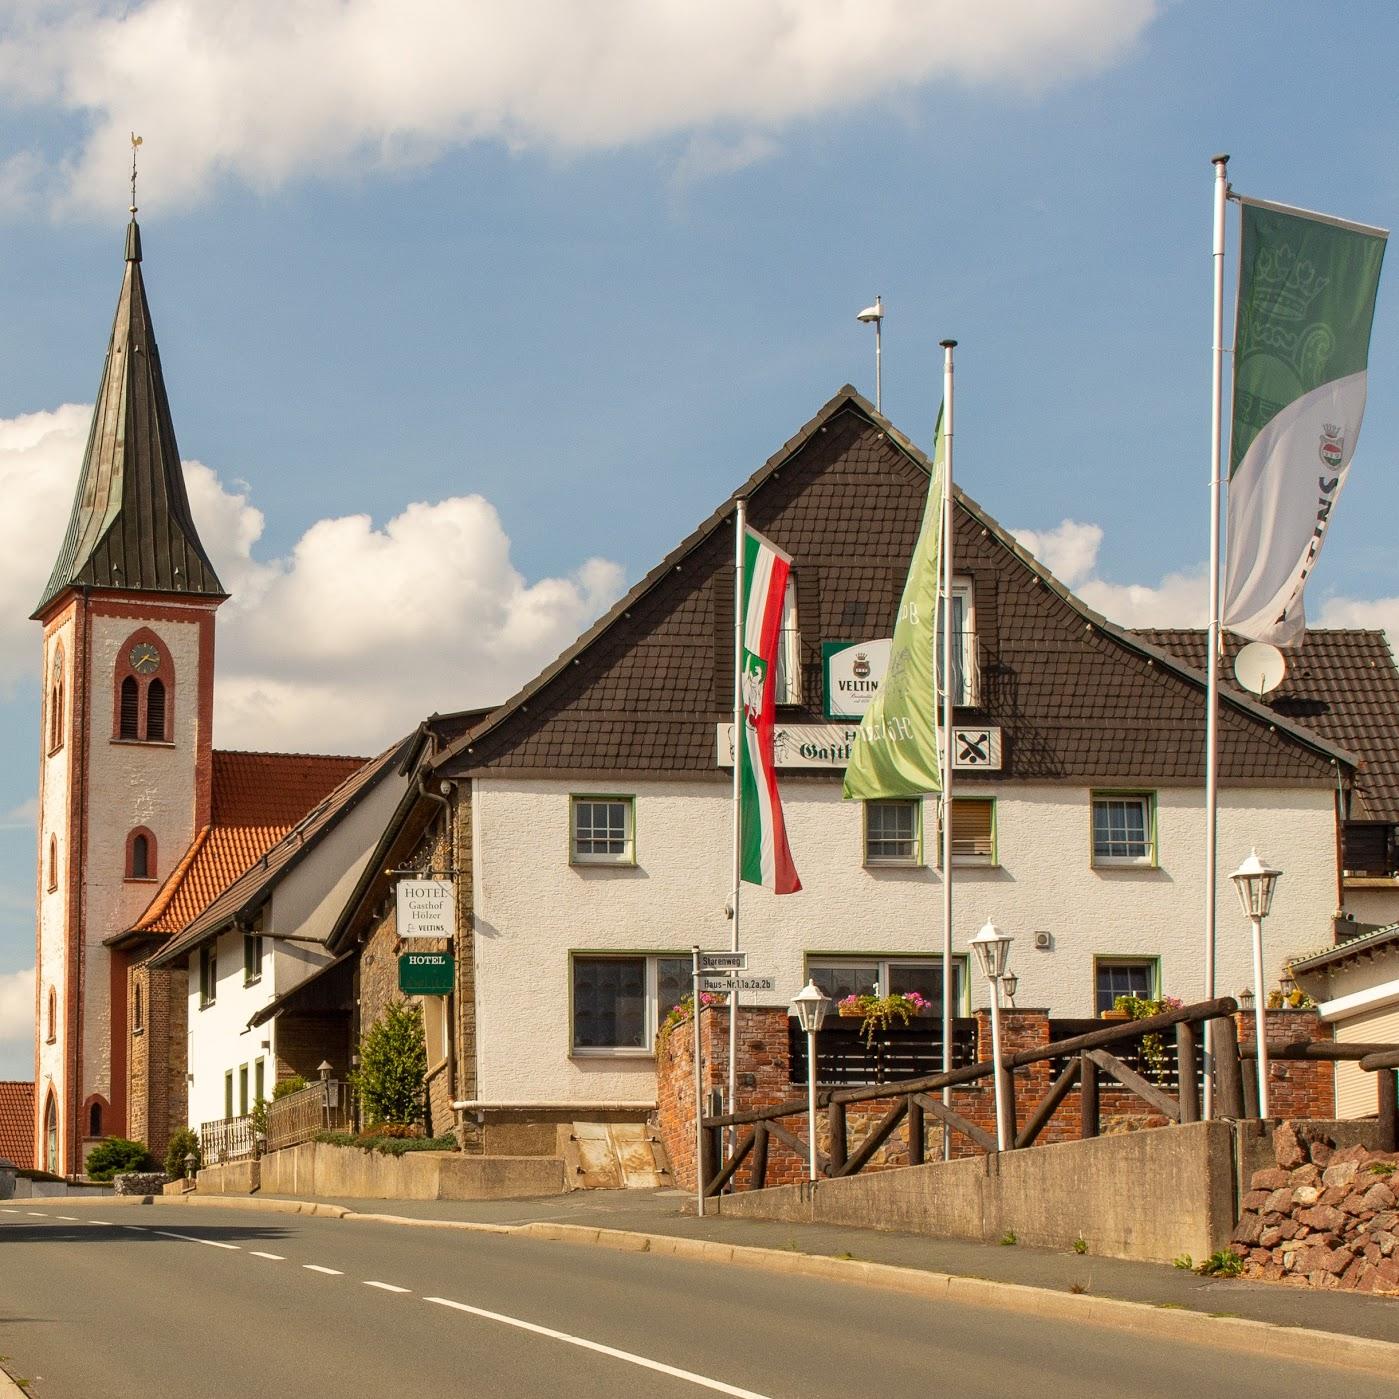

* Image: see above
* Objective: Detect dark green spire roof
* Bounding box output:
[34,218,225,616]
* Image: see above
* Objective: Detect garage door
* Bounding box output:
[1334,1003,1399,1118]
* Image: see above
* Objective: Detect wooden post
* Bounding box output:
[699,1124,719,1195]
[1213,1014,1245,1119]
[907,1095,925,1166]
[1079,1051,1099,1139]
[1241,1059,1259,1120]
[1001,1063,1018,1149]
[1379,1070,1398,1154]
[1176,1021,1200,1124]
[827,1099,847,1176]
[750,1122,769,1191]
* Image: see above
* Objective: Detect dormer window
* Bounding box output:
[113,630,174,743]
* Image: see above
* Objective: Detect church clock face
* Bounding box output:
[129,642,160,675]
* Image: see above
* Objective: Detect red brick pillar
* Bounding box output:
[1236,1008,1334,1118]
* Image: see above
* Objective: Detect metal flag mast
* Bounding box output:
[1203,154,1229,1120]
[728,498,748,1139]
[939,338,957,1156]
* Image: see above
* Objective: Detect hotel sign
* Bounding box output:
[395,878,454,939]
[822,639,892,720]
[717,723,1002,771]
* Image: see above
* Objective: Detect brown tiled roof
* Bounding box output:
[127,750,367,937]
[1137,630,1399,823]
[0,1080,34,1170]
[150,739,410,968]
[433,386,1352,790]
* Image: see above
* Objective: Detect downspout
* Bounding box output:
[416,772,457,1118]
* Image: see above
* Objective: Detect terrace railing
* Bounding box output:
[265,1079,355,1154]
[199,1114,256,1165]
[699,997,1399,1198]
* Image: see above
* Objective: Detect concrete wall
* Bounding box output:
[472,775,1338,1107]
[712,1121,1240,1264]
[258,1141,565,1200]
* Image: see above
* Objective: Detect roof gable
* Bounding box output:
[434,387,1352,788]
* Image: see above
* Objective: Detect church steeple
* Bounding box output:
[34,214,225,615]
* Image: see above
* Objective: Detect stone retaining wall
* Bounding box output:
[1231,1121,1399,1294]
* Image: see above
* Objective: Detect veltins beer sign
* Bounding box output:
[821,639,891,719]
[395,878,454,939]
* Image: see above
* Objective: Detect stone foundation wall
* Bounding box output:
[657,1004,1336,1191]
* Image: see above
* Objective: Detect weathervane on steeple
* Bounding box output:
[130,132,143,215]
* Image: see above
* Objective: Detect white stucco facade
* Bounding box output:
[469,775,1340,1107]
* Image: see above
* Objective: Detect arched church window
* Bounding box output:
[119,676,139,738]
[89,1101,103,1138]
[46,987,56,1044]
[126,828,157,881]
[146,679,166,741]
[49,646,65,753]
[44,1093,58,1174]
[47,835,57,892]
[133,980,144,1035]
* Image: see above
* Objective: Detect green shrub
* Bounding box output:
[1195,1249,1244,1277]
[311,1130,455,1157]
[354,1000,427,1127]
[163,1127,201,1180]
[85,1137,158,1181]
[273,1076,308,1100]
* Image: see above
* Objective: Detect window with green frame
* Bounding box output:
[864,799,922,866]
[1091,792,1156,866]
[570,795,635,865]
[1094,957,1159,1013]
[570,953,690,1052]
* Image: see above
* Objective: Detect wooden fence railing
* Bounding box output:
[699,996,1399,1197]
[265,1080,355,1153]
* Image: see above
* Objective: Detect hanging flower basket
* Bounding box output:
[835,992,931,1044]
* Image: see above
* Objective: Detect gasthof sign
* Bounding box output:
[395,878,454,938]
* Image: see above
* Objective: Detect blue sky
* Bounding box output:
[1,1,1397,1075]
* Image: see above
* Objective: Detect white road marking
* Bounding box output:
[26,1211,49,1217]
[1,1208,18,1213]
[250,1251,285,1260]
[152,1230,240,1250]
[88,1220,113,1226]
[303,1265,343,1275]
[55,1215,79,1221]
[423,1296,772,1398]
[363,1281,411,1293]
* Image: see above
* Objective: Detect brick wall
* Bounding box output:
[656,1005,1337,1192]
[1236,1008,1335,1120]
[125,958,187,1155]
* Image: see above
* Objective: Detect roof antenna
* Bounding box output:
[129,132,143,216]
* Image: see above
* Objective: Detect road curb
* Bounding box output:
[0,1361,26,1396]
[49,1194,1399,1375]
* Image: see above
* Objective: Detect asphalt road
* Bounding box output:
[1,1200,1393,1399]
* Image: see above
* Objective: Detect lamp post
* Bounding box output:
[970,920,1014,1152]
[791,981,833,1182]
[856,297,884,412]
[1001,973,1019,1009]
[1231,849,1282,1119]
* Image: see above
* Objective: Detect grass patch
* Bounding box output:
[998,1230,1018,1247]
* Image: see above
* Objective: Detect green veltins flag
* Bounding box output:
[1224,197,1387,646]
[843,408,945,800]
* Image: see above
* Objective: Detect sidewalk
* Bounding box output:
[251,1185,1399,1345]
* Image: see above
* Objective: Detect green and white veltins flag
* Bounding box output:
[1224,197,1387,646]
[843,408,945,800]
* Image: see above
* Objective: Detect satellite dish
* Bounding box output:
[1234,641,1287,697]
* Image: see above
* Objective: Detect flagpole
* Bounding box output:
[1203,153,1229,1120]
[728,499,747,1142]
[939,338,957,1159]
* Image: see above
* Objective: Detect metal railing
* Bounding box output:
[264,1079,354,1154]
[199,1114,256,1165]
[788,1018,978,1087]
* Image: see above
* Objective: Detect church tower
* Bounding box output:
[33,213,225,1175]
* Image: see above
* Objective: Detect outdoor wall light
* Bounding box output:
[1230,849,1282,1119]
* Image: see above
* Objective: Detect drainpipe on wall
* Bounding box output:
[416,773,457,1116]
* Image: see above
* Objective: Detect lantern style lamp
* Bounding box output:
[1231,850,1282,1119]
[970,920,1014,1151]
[790,981,832,1182]
[1001,973,1019,1008]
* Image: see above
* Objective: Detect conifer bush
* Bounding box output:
[163,1127,201,1179]
[354,999,427,1127]
[85,1137,158,1181]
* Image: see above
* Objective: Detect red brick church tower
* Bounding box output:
[32,213,225,1174]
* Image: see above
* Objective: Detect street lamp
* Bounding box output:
[1231,849,1282,1119]
[1001,973,1019,1008]
[856,296,884,412]
[790,981,833,1182]
[970,920,1014,1152]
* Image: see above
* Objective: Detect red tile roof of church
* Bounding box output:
[129,750,366,936]
[0,1080,35,1170]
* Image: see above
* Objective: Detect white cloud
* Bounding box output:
[6,403,626,753]
[0,1,1158,211]
[1012,516,1207,628]
[0,967,34,1047]
[0,799,37,829]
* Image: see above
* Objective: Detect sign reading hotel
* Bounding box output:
[395,878,454,939]
[399,952,454,996]
[717,723,1002,771]
[822,639,892,720]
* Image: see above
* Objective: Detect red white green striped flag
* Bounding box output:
[738,525,801,893]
